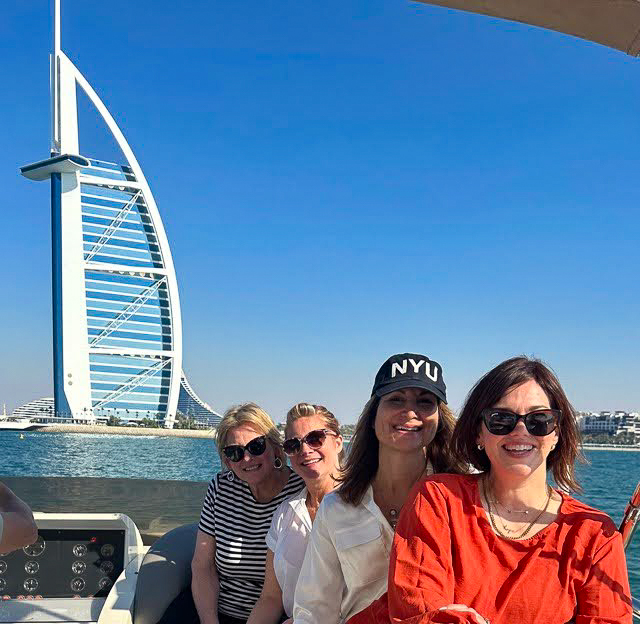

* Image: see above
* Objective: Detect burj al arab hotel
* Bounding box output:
[20,1,219,428]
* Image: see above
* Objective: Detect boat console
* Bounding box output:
[0,513,144,623]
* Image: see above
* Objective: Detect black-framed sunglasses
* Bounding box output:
[222,435,267,463]
[481,409,561,437]
[282,429,337,456]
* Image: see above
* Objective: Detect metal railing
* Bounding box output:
[619,482,640,620]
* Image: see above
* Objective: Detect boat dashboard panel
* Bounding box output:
[0,528,124,599]
[0,513,143,624]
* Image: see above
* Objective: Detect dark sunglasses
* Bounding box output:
[481,409,561,437]
[222,436,267,463]
[282,429,336,456]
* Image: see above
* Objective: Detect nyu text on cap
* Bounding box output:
[371,353,447,403]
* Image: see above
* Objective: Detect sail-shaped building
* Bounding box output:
[20,1,219,428]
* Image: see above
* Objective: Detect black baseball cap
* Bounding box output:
[371,353,447,403]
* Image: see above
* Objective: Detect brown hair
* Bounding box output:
[452,356,584,492]
[285,403,345,464]
[216,402,285,466]
[338,395,465,506]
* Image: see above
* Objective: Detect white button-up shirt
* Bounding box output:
[266,487,312,617]
[293,486,394,624]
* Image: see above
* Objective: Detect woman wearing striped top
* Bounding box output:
[192,403,304,624]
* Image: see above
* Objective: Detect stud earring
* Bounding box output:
[550,443,556,450]
[274,457,283,469]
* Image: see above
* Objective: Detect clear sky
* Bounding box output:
[1,1,639,423]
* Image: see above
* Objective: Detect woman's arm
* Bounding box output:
[575,530,633,623]
[191,529,220,624]
[247,550,285,624]
[0,482,37,553]
[293,502,344,624]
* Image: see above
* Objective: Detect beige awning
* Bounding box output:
[413,0,640,56]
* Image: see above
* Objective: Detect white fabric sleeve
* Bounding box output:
[266,499,285,552]
[293,499,344,624]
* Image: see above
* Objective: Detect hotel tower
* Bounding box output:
[20,0,218,428]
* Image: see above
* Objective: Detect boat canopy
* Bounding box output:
[414,0,640,56]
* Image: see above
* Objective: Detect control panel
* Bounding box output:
[0,513,143,623]
[0,528,125,599]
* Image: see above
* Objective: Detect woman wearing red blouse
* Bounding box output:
[349,356,633,624]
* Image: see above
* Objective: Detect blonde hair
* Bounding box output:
[217,402,284,465]
[285,403,345,464]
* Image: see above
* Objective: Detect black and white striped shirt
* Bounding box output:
[198,469,304,620]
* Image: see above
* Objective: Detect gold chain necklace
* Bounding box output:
[482,477,552,540]
[490,496,531,534]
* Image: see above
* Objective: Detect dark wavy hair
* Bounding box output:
[338,395,466,506]
[453,356,584,492]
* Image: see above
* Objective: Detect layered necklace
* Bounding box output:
[482,477,552,540]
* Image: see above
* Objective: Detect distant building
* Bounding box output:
[580,410,640,439]
[176,374,221,428]
[13,398,55,421]
[20,18,218,428]
[581,411,620,434]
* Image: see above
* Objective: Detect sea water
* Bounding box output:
[1,431,638,596]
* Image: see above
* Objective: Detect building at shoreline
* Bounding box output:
[19,1,218,428]
[577,410,640,441]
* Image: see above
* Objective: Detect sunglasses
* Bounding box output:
[282,429,337,456]
[222,435,267,463]
[481,409,561,437]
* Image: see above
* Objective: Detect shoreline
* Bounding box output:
[18,424,217,438]
[581,444,640,452]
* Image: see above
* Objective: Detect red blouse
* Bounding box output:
[348,474,632,624]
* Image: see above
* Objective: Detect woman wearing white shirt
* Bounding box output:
[247,403,344,624]
[292,353,464,624]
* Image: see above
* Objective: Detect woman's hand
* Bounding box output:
[281,619,293,624]
[438,604,489,624]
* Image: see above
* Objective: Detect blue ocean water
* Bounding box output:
[0,431,638,597]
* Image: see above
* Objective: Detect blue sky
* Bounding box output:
[1,0,639,423]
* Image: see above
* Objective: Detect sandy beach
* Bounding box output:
[27,423,217,438]
[581,444,640,452]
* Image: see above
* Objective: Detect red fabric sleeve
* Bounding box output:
[574,530,633,623]
[387,481,477,624]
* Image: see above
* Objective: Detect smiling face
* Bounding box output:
[285,415,343,484]
[223,423,277,486]
[374,387,439,453]
[477,379,559,481]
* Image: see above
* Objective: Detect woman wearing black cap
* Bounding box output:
[291,353,464,624]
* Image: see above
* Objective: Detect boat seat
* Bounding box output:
[133,522,198,624]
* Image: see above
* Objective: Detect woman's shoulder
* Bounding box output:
[211,470,243,490]
[557,491,619,539]
[316,489,362,519]
[273,486,307,518]
[318,489,344,511]
[421,473,478,497]
[207,471,248,501]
